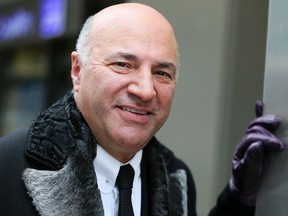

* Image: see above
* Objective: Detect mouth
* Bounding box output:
[119,106,150,115]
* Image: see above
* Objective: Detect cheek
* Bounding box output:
[77,75,101,110]
[156,89,175,128]
[84,75,120,107]
[158,85,175,110]
[161,96,174,117]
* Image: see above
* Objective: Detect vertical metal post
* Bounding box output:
[255,0,288,215]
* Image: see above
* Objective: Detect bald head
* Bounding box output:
[76,3,178,68]
[93,3,173,31]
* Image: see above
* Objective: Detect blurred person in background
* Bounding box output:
[0,3,283,216]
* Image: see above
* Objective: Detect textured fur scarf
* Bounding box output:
[22,92,188,216]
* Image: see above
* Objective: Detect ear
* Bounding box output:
[71,51,81,92]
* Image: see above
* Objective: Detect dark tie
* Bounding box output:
[116,164,135,216]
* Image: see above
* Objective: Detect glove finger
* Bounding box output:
[248,115,281,130]
[255,100,264,117]
[242,141,264,168]
[248,125,277,137]
[234,133,284,159]
[259,135,284,151]
[247,126,284,151]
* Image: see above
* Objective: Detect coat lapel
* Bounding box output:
[144,139,188,216]
[22,139,104,216]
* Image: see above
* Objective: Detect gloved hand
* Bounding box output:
[229,101,284,206]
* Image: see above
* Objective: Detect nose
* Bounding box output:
[127,70,156,101]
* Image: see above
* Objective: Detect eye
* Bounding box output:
[155,71,172,80]
[114,62,130,68]
[108,62,132,74]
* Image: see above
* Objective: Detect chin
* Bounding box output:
[117,136,149,149]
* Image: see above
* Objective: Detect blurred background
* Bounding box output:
[0,0,268,215]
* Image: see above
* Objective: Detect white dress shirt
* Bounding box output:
[94,144,142,216]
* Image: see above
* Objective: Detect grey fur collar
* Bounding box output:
[22,93,188,216]
[23,139,104,216]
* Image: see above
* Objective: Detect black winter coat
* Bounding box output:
[0,93,255,216]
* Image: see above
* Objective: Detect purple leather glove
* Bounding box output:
[229,101,284,206]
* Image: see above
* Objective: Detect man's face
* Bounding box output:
[71,13,178,162]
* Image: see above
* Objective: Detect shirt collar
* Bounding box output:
[94,144,142,193]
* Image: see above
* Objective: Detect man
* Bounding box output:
[0,3,284,216]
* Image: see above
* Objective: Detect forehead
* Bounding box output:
[88,6,178,62]
[91,22,178,66]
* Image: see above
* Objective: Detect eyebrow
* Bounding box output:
[104,52,138,62]
[156,61,177,74]
[105,51,177,73]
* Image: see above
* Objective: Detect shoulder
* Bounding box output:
[0,129,28,154]
[0,129,40,215]
[0,129,29,181]
[0,129,29,170]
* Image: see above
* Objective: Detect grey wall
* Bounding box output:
[130,0,268,215]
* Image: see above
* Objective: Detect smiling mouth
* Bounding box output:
[120,107,149,115]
